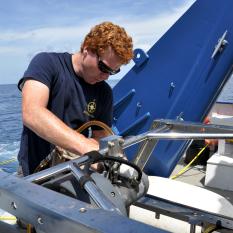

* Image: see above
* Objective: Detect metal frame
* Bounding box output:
[1,119,233,233]
[0,171,167,233]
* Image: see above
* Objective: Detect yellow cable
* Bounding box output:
[203,224,218,233]
[27,224,32,233]
[226,139,233,143]
[170,143,209,180]
[0,158,16,166]
[0,216,17,221]
[0,216,32,232]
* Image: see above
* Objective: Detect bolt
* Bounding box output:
[37,216,44,225]
[79,208,87,213]
[169,82,175,97]
[11,202,17,210]
[118,138,124,145]
[155,213,160,219]
[170,82,175,88]
[111,192,115,197]
[136,102,142,108]
[108,141,114,148]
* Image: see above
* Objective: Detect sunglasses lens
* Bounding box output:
[98,60,120,75]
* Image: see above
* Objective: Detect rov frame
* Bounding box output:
[1,119,233,233]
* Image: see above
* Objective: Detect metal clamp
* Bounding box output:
[211,30,228,59]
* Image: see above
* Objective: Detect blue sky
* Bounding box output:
[0,0,195,84]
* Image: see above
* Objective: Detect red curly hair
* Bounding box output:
[81,22,134,64]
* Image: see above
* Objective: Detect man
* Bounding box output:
[18,22,134,176]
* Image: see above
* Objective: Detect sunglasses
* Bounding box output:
[97,56,120,75]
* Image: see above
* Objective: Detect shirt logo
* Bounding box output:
[83,100,96,118]
[87,101,96,114]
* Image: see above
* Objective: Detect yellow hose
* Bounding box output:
[203,224,218,233]
[0,216,16,221]
[226,139,233,143]
[27,224,33,233]
[0,216,32,232]
[0,158,16,166]
[170,143,209,180]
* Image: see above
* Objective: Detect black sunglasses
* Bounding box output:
[97,57,120,75]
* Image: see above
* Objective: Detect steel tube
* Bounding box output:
[24,156,89,183]
[147,132,233,139]
[70,163,121,213]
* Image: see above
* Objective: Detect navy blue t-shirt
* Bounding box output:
[18,52,113,175]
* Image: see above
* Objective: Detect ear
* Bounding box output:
[83,47,88,58]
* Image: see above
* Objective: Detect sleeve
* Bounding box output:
[101,86,113,127]
[93,82,113,130]
[18,52,57,91]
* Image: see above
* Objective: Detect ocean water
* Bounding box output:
[0,84,22,173]
[0,77,232,174]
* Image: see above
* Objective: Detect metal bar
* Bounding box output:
[153,119,233,133]
[190,225,196,233]
[133,138,159,170]
[103,120,233,155]
[133,122,166,170]
[69,163,121,213]
[146,132,233,139]
[24,156,89,183]
[135,195,233,230]
[116,124,170,150]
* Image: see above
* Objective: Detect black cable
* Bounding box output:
[83,151,142,182]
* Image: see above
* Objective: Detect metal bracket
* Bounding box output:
[136,194,233,230]
[133,48,149,67]
[99,135,125,158]
[133,121,166,170]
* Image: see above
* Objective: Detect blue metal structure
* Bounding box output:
[112,0,233,177]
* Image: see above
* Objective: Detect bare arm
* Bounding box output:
[22,80,99,155]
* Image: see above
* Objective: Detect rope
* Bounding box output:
[0,157,16,166]
[170,143,209,180]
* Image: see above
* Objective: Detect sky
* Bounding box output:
[0,0,195,84]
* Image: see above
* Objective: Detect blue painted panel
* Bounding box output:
[112,0,233,177]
